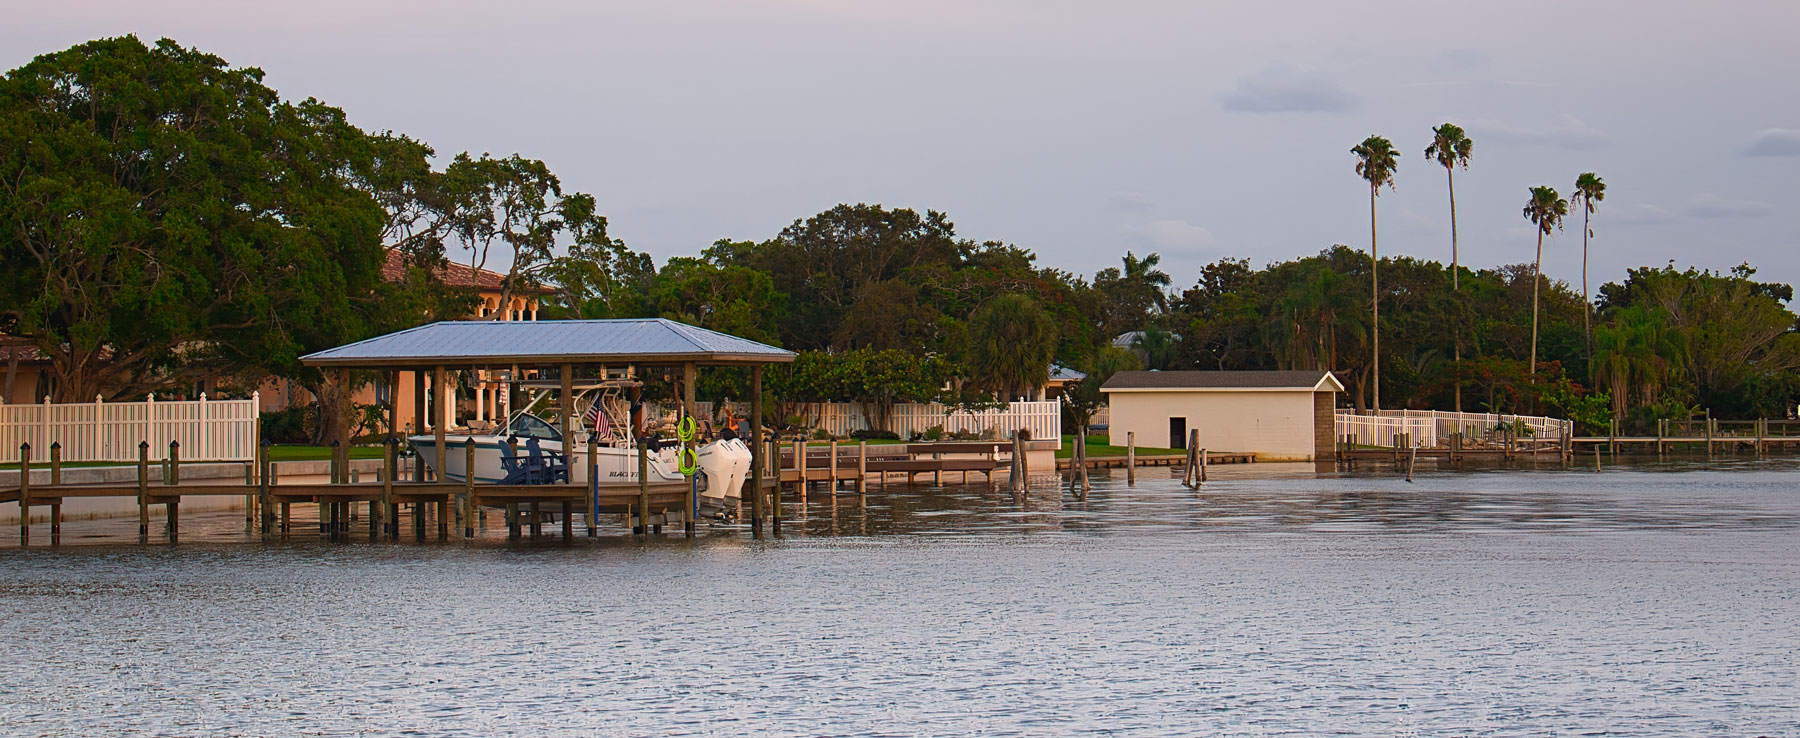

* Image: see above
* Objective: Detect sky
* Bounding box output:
[6,0,1798,296]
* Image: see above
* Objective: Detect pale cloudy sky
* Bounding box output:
[6,0,1798,294]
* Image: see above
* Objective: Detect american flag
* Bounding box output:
[583,401,611,437]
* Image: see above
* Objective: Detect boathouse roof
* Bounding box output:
[300,319,796,368]
[1101,370,1342,392]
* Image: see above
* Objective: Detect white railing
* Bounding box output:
[647,400,1062,440]
[0,393,260,463]
[1336,409,1572,448]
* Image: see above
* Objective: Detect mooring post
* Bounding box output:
[17,443,30,546]
[48,441,60,487]
[637,440,650,536]
[382,437,398,539]
[258,439,274,538]
[1405,444,1417,483]
[1705,411,1715,458]
[587,434,599,537]
[463,439,477,539]
[1199,448,1208,485]
[1019,429,1031,491]
[1595,445,1602,472]
[529,500,542,539]
[1126,431,1136,486]
[1077,425,1090,495]
[1656,418,1665,457]
[138,441,151,542]
[857,440,868,495]
[166,440,180,542]
[749,365,765,535]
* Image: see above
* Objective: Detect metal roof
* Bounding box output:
[1101,370,1342,392]
[1049,364,1087,382]
[300,319,796,368]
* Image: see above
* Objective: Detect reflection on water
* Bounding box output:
[3,458,1798,736]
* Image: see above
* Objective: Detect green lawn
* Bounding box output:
[1057,434,1179,459]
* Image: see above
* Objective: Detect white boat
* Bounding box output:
[409,387,754,510]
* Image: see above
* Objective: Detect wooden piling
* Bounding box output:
[1199,448,1208,484]
[464,439,477,539]
[857,440,868,495]
[1594,445,1602,472]
[750,365,765,534]
[433,365,448,483]
[259,440,274,538]
[529,500,542,539]
[587,434,599,537]
[1126,431,1136,486]
[166,440,180,543]
[17,443,29,546]
[1705,411,1714,458]
[381,437,396,539]
[637,440,650,535]
[1405,445,1416,483]
[1077,426,1090,495]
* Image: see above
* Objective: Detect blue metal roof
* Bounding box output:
[300,319,795,367]
[1049,364,1087,382]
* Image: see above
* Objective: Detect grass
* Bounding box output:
[1056,434,1179,459]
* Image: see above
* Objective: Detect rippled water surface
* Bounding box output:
[3,459,1798,736]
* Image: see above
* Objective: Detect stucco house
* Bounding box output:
[1100,369,1342,462]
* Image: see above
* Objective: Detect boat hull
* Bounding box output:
[407,435,750,505]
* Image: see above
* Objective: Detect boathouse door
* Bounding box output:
[1169,417,1187,449]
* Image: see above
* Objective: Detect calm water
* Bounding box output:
[3,459,1798,736]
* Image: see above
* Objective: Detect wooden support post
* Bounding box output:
[1595,445,1602,473]
[562,501,574,539]
[1706,411,1714,458]
[1608,417,1617,457]
[507,503,521,540]
[683,361,697,537]
[1199,448,1208,485]
[138,442,151,542]
[1077,425,1090,495]
[433,366,448,483]
[464,439,477,539]
[857,440,868,495]
[587,434,599,537]
[166,440,180,542]
[16,443,29,546]
[637,439,650,536]
[1656,418,1665,457]
[48,441,60,487]
[1757,418,1766,456]
[1126,431,1136,486]
[750,365,765,534]
[529,500,542,538]
[559,362,574,537]
[381,437,397,539]
[259,440,275,538]
[437,497,448,540]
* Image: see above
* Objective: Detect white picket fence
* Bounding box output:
[1336,409,1572,448]
[0,394,260,463]
[647,400,1062,440]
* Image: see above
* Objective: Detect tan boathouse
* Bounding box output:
[1100,370,1342,462]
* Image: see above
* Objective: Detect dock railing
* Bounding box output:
[1336,409,1572,449]
[0,393,259,463]
[651,400,1061,442]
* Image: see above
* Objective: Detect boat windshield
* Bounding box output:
[507,413,562,442]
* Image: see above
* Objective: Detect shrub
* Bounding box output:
[260,406,314,444]
[850,429,899,440]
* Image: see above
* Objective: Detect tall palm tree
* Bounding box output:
[1425,123,1474,410]
[967,293,1059,400]
[1522,185,1569,380]
[1352,135,1399,410]
[1571,172,1607,371]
